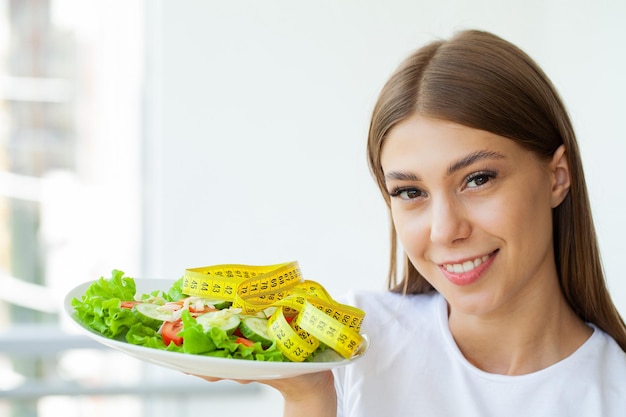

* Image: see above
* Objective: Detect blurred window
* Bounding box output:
[1,0,142,415]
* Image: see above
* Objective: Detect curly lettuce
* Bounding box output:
[71,270,141,339]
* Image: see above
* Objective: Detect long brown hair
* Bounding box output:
[366,29,626,351]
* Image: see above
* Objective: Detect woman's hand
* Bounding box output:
[195,370,336,417]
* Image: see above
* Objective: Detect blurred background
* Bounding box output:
[1,0,624,415]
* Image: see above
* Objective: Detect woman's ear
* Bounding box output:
[550,144,571,208]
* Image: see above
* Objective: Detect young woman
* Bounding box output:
[201,30,626,416]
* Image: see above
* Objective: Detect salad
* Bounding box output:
[71,270,342,362]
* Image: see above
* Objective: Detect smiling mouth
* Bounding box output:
[442,252,495,273]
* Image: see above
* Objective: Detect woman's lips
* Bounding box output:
[439,251,496,286]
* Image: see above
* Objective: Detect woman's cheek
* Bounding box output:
[393,209,428,256]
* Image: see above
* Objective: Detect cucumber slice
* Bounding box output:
[196,309,241,334]
[239,317,273,348]
[309,347,343,362]
[135,303,177,322]
[201,298,231,310]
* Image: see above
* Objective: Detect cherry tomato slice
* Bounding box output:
[162,319,184,346]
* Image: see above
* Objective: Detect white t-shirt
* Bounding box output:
[333,291,626,417]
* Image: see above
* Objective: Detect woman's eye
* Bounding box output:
[465,171,496,188]
[389,187,424,200]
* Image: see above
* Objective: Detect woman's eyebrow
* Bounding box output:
[384,171,421,182]
[384,150,505,182]
[447,150,505,176]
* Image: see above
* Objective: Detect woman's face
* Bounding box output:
[380,115,570,318]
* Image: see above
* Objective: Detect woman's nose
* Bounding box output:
[429,195,471,245]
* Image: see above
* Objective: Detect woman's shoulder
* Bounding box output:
[586,325,626,369]
[559,325,626,407]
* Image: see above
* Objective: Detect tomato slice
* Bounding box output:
[120,301,139,309]
[162,319,184,346]
[235,337,255,348]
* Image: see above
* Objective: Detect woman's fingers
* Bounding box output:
[190,374,253,384]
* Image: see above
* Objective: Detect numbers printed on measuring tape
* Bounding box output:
[183,262,302,301]
[295,301,364,359]
[268,307,318,362]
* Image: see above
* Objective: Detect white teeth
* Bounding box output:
[444,255,489,273]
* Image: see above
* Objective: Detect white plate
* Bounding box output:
[64,278,369,379]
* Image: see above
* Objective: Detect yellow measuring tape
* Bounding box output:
[181,261,366,362]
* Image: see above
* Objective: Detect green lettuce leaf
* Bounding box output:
[179,309,217,354]
[71,270,138,339]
